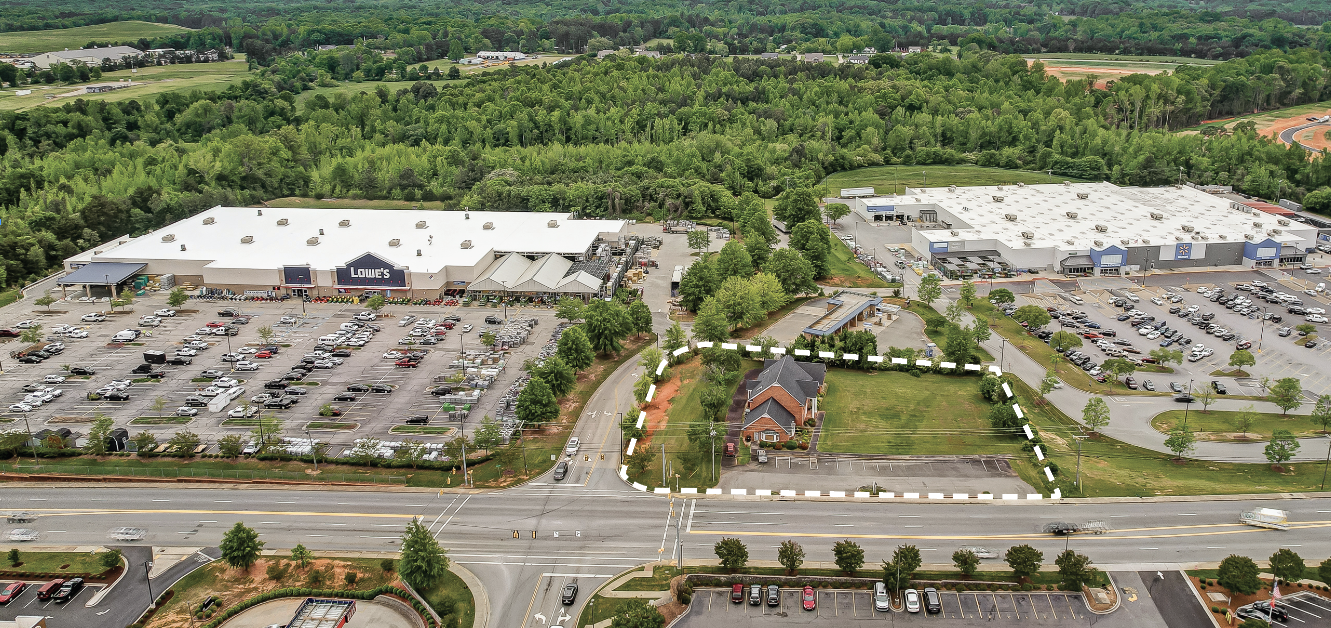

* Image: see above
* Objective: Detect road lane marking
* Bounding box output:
[687,520,1331,541]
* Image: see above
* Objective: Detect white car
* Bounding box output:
[213,377,239,388]
[66,329,89,338]
[238,347,257,354]
[139,316,161,327]
[250,393,273,404]
[174,348,198,357]
[1307,314,1328,323]
[904,589,921,613]
[1138,327,1153,336]
[79,314,105,322]
[565,437,580,455]
[1196,287,1209,293]
[1307,268,1323,274]
[154,309,176,317]
[220,353,243,362]
[234,362,259,371]
[1150,297,1164,306]
[383,351,405,360]
[176,407,199,417]
[1252,281,1267,288]
[279,316,297,324]
[187,341,209,350]
[198,387,224,397]
[43,375,66,384]
[1146,331,1161,339]
[8,529,38,542]
[228,406,258,418]
[462,324,473,333]
[1307,307,1326,315]
[7,403,33,413]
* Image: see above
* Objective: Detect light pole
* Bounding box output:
[710,429,717,482]
[1257,307,1267,353]
[22,416,38,468]
[1183,378,1194,431]
[305,427,317,472]
[144,560,154,608]
[1322,436,1331,491]
[1000,338,1007,370]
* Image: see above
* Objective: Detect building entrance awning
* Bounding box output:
[1060,255,1094,268]
[57,262,146,285]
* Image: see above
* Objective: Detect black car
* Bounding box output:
[331,350,353,357]
[1211,381,1228,394]
[923,588,941,614]
[265,380,290,390]
[69,366,96,376]
[346,384,370,392]
[1307,340,1320,348]
[52,577,84,603]
[552,461,568,481]
[167,356,193,366]
[1100,330,1117,337]
[282,371,307,381]
[561,582,578,605]
[370,384,393,393]
[1241,602,1289,622]
[767,584,780,607]
[282,387,307,396]
[1117,313,1132,321]
[430,386,454,396]
[17,355,43,364]
[185,396,208,407]
[404,415,430,425]
[333,392,358,402]
[131,363,156,374]
[1174,393,1195,403]
[1236,605,1284,624]
[484,315,503,325]
[103,391,130,401]
[264,397,297,409]
[217,308,239,317]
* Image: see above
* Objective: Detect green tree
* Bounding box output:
[714,276,762,330]
[777,540,805,574]
[677,259,718,312]
[628,300,653,337]
[833,539,865,576]
[1269,548,1305,584]
[766,247,818,296]
[699,384,730,420]
[1296,323,1317,336]
[1319,557,1331,587]
[633,372,654,407]
[970,317,992,344]
[952,549,980,576]
[1165,426,1197,460]
[1101,358,1137,385]
[789,220,831,278]
[916,274,942,305]
[34,295,55,311]
[1005,544,1043,579]
[751,272,789,313]
[556,297,585,322]
[537,355,576,398]
[167,429,200,456]
[399,517,449,589]
[1229,349,1256,371]
[556,326,595,371]
[714,537,748,570]
[1050,331,1083,355]
[219,522,264,571]
[19,324,42,344]
[1055,550,1096,589]
[715,239,753,280]
[515,377,560,424]
[290,544,314,569]
[892,544,922,578]
[1268,377,1304,415]
[988,403,1020,429]
[365,295,385,311]
[1218,554,1263,595]
[691,297,730,343]
[99,549,122,570]
[84,415,114,456]
[6,549,18,567]
[166,288,188,308]
[663,322,688,360]
[1310,394,1331,434]
[583,299,630,354]
[686,229,711,254]
[473,416,502,454]
[131,431,157,454]
[256,325,276,346]
[1039,369,1059,402]
[774,186,820,225]
[393,439,428,468]
[823,202,851,224]
[1011,305,1052,329]
[1194,384,1217,412]
[217,434,245,458]
[989,288,1015,305]
[944,300,966,324]
[1231,404,1258,437]
[609,600,664,628]
[626,448,656,476]
[1264,430,1300,467]
[1082,396,1111,432]
[959,280,977,308]
[1150,348,1184,368]
[943,323,978,364]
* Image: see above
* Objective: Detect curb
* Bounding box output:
[449,562,490,628]
[1086,572,1119,616]
[83,547,119,608]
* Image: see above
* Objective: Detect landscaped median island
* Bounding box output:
[1152,409,1323,442]
[0,549,122,582]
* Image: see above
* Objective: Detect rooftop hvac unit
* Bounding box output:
[548,220,560,228]
[948,185,957,193]
[1253,222,1263,228]
[1004,213,1018,221]
[388,238,401,247]
[180,244,186,251]
[1077,193,1089,200]
[1065,212,1078,219]
[1175,234,1184,241]
[997,185,1004,191]
[1173,184,1182,189]
[1268,229,1282,236]
[1094,240,1104,248]
[1218,234,1228,240]
[483,222,494,230]
[1245,233,1255,240]
[1121,239,1131,246]
[1200,234,1210,240]
[1094,224,1108,232]
[1180,225,1194,232]
[950,230,959,236]
[415,220,428,229]
[318,228,325,235]
[1063,181,1071,186]
[1020,231,1035,239]
[1065,239,1076,245]
[1016,182,1026,188]
[1141,238,1150,244]
[306,237,319,246]
[277,218,289,226]
[417,249,422,256]
[1023,240,1034,247]
[1191,234,1201,241]
[202,217,216,225]
[338,219,351,227]
[1149,212,1164,220]
[161,233,175,242]
[240,235,254,244]
[460,240,473,249]
[1278,219,1291,226]
[993,196,1006,203]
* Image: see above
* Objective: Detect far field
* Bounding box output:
[0,58,250,112]
[0,21,193,55]
[1151,409,1323,441]
[1177,99,1331,135]
[821,165,1090,195]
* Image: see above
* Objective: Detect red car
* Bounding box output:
[802,586,816,611]
[0,581,26,604]
[1082,332,1102,339]
[731,584,744,603]
[395,359,420,368]
[441,321,455,329]
[254,351,273,359]
[205,321,226,328]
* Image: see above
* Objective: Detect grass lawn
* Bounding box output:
[731,296,812,340]
[0,59,250,111]
[389,425,455,435]
[581,596,651,628]
[818,369,1020,455]
[130,416,193,425]
[0,289,19,308]
[306,421,358,430]
[1178,99,1331,133]
[1151,409,1323,441]
[627,357,758,489]
[824,238,890,288]
[1,551,109,575]
[1010,378,1331,497]
[821,165,1090,195]
[0,21,193,54]
[419,568,477,628]
[907,302,994,362]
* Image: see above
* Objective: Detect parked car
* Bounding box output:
[802,586,816,611]
[0,581,26,604]
[767,585,781,607]
[35,579,64,600]
[1211,380,1228,394]
[923,588,941,614]
[731,584,744,603]
[749,584,762,606]
[904,588,921,613]
[874,582,890,611]
[52,577,84,603]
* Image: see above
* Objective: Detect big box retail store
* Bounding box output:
[61,206,628,299]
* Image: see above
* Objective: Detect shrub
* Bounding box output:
[797,442,809,450]
[345,571,357,586]
[955,585,966,592]
[381,559,395,573]
[783,440,798,450]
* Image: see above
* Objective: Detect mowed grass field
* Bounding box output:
[0,21,193,55]
[817,369,1021,455]
[1178,99,1331,134]
[1151,409,1323,441]
[821,165,1090,194]
[0,58,250,111]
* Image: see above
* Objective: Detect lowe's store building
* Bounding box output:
[848,182,1319,278]
[61,206,627,299]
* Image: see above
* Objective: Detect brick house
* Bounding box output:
[742,357,826,443]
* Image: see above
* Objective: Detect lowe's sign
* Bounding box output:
[335,253,407,288]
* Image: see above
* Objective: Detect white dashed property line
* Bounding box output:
[656,359,668,376]
[671,346,690,357]
[636,411,646,429]
[1034,445,1045,461]
[1002,382,1013,399]
[645,384,656,402]
[1023,425,1034,439]
[794,349,810,356]
[625,438,637,455]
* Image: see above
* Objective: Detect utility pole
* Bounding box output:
[461,438,469,487]
[22,416,38,468]
[1183,378,1194,431]
[145,560,154,608]
[662,442,666,486]
[1074,436,1087,491]
[710,429,717,482]
[1322,436,1331,491]
[617,412,624,464]
[305,427,317,472]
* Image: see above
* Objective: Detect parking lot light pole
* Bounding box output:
[22,416,38,468]
[305,427,317,472]
[710,429,717,482]
[1183,378,1194,431]
[1258,307,1267,353]
[144,560,154,608]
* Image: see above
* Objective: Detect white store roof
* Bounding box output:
[907,182,1312,249]
[81,206,626,273]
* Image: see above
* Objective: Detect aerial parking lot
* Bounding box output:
[0,296,557,456]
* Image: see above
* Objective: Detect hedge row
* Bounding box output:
[0,449,495,472]
[181,585,437,628]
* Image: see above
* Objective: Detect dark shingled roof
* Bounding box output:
[743,398,797,435]
[750,356,825,406]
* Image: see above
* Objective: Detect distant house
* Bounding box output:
[30,45,142,69]
[316,45,339,51]
[742,357,827,443]
[907,46,923,54]
[847,54,869,64]
[476,51,527,61]
[635,50,661,58]
[803,52,825,63]
[760,52,779,59]
[596,49,616,59]
[862,47,878,54]
[458,57,484,65]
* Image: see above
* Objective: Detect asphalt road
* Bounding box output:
[1279,122,1329,152]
